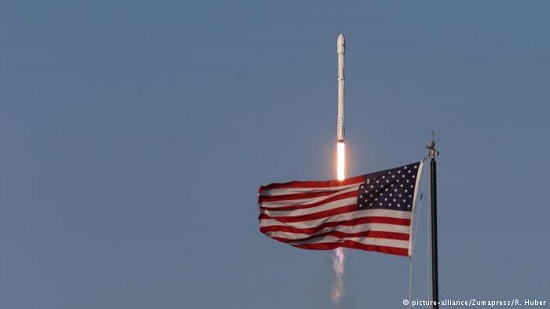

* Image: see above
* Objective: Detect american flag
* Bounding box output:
[258,161,424,257]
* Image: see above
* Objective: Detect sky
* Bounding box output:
[1,1,549,308]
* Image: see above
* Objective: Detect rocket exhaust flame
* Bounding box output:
[331,247,346,304]
[337,142,346,181]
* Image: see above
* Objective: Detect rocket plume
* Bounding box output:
[331,247,346,304]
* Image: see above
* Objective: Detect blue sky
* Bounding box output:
[1,1,549,308]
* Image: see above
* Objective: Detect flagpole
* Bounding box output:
[427,133,439,309]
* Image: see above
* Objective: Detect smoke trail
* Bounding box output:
[331,247,346,304]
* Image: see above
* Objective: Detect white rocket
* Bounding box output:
[336,34,346,181]
[336,33,345,143]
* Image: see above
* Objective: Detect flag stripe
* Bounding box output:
[280,235,409,249]
[260,188,359,211]
[260,195,357,218]
[294,241,409,256]
[259,175,366,193]
[260,221,412,237]
[265,229,410,242]
[260,208,412,228]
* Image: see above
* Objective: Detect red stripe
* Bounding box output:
[293,240,409,257]
[259,190,358,211]
[270,230,409,242]
[260,213,411,227]
[259,190,335,203]
[259,174,365,193]
[259,204,359,223]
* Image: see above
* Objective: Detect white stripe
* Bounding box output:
[260,185,359,209]
[260,208,412,229]
[288,235,409,249]
[263,222,411,241]
[261,182,361,197]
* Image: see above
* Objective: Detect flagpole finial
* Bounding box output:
[426,131,439,159]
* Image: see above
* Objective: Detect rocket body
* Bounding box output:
[337,34,345,142]
[336,34,346,181]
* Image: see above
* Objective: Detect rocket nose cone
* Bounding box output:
[337,34,345,54]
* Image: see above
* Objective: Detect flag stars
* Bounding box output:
[356,162,419,212]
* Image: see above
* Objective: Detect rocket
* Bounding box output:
[336,34,346,181]
[336,33,345,143]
